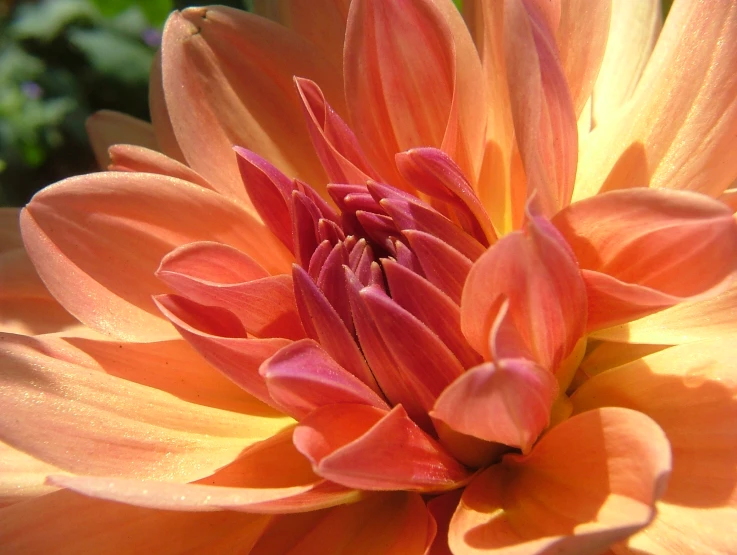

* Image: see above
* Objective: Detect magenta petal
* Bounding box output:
[293,404,470,492]
[260,339,389,419]
[431,359,558,453]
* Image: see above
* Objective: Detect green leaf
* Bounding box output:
[89,0,173,26]
[10,0,101,42]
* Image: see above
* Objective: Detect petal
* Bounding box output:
[162,7,343,200]
[553,188,737,330]
[86,110,159,169]
[503,0,578,216]
[431,359,558,453]
[49,428,359,514]
[261,339,389,419]
[0,440,63,507]
[592,280,737,346]
[154,294,291,410]
[426,490,463,555]
[344,0,485,186]
[556,0,611,117]
[294,404,470,492]
[571,338,737,554]
[449,408,671,555]
[590,0,662,126]
[148,50,186,163]
[108,144,215,191]
[461,208,587,371]
[0,332,292,481]
[250,492,433,555]
[21,172,291,341]
[158,243,304,340]
[575,1,737,200]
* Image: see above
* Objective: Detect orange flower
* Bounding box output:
[2,1,737,553]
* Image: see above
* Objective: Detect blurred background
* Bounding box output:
[0,0,249,206]
[0,0,673,207]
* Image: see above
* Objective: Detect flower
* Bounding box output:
[2,0,737,553]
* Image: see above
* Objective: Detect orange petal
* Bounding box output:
[162,7,343,201]
[592,279,737,346]
[108,144,215,190]
[461,206,586,371]
[0,332,292,481]
[553,188,737,330]
[250,492,433,555]
[148,50,186,163]
[0,489,271,554]
[556,0,611,117]
[344,0,485,186]
[0,440,63,507]
[21,172,291,341]
[432,359,558,453]
[426,490,462,555]
[154,294,291,410]
[575,1,737,200]
[590,0,662,127]
[158,243,304,340]
[86,110,159,169]
[49,428,359,514]
[261,339,389,419]
[294,404,470,492]
[571,338,737,554]
[449,407,671,555]
[503,0,578,216]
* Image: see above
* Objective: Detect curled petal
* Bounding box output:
[432,359,558,453]
[260,339,389,420]
[461,208,586,371]
[108,145,215,191]
[294,404,470,492]
[449,408,671,555]
[553,188,737,330]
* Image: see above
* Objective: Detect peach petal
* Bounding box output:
[294,404,470,492]
[108,144,215,190]
[154,294,290,410]
[344,0,485,186]
[0,332,292,481]
[503,0,578,216]
[86,110,159,169]
[461,208,586,370]
[0,440,63,507]
[431,359,558,453]
[591,0,662,126]
[0,489,271,554]
[157,240,269,284]
[555,0,611,117]
[592,280,737,346]
[21,172,290,341]
[575,1,737,200]
[553,188,737,329]
[250,492,433,555]
[449,408,671,555]
[427,490,463,555]
[261,339,389,419]
[148,50,186,163]
[162,7,343,201]
[158,247,304,340]
[295,77,380,185]
[571,338,737,554]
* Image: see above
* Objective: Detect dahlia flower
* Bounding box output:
[2,0,737,553]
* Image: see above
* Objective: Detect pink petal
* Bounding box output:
[261,339,389,419]
[21,172,291,341]
[553,188,737,330]
[344,0,485,186]
[461,207,587,372]
[294,404,470,492]
[162,7,343,201]
[449,408,671,554]
[503,0,578,216]
[0,331,293,481]
[86,110,159,169]
[432,359,558,453]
